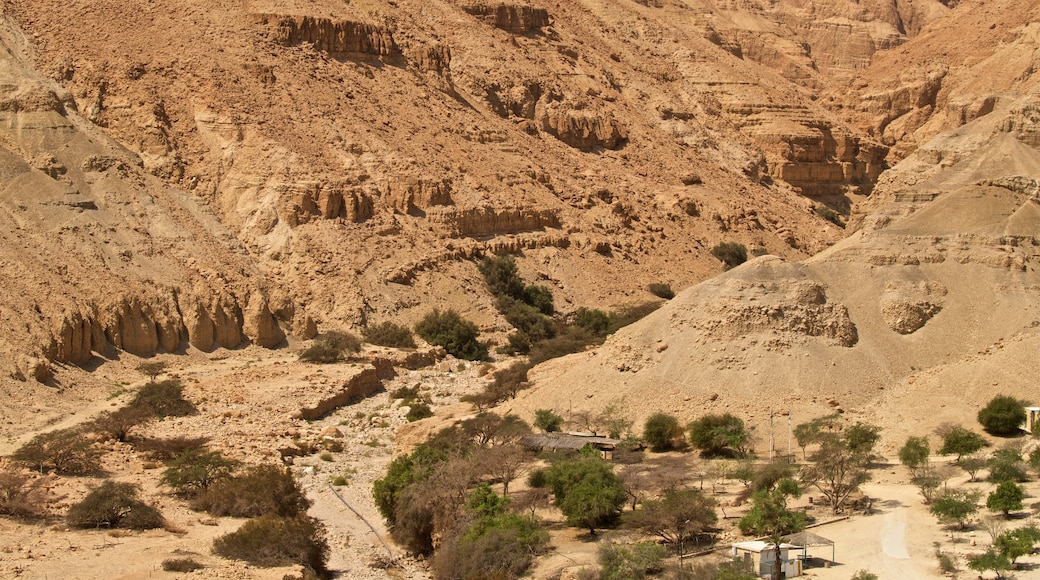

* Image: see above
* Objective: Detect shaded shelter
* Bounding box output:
[782,530,835,565]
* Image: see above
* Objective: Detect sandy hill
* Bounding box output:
[509,106,1040,446]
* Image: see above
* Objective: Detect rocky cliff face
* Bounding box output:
[0,0,1034,386]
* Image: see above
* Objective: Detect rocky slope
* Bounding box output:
[0,0,1037,431]
[509,95,1040,445]
[0,0,931,373]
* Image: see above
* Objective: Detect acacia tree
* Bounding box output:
[898,436,930,479]
[792,414,838,459]
[627,488,717,561]
[803,425,879,513]
[995,525,1040,565]
[937,425,987,460]
[930,488,982,530]
[738,479,805,580]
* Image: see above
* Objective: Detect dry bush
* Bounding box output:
[213,514,329,577]
[133,436,210,461]
[89,406,153,443]
[12,428,103,476]
[0,468,51,519]
[67,480,164,530]
[161,558,204,572]
[128,379,197,418]
[192,464,309,518]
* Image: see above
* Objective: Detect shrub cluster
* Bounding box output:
[193,464,310,518]
[479,255,556,354]
[204,464,330,577]
[415,309,489,361]
[213,514,329,577]
[814,206,846,228]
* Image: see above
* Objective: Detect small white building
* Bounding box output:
[1023,407,1040,434]
[731,541,802,579]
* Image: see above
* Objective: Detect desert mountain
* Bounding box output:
[509,95,1040,446]
[0,0,1038,431]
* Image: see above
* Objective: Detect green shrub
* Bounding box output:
[390,385,422,403]
[161,448,239,495]
[711,241,748,269]
[545,457,626,534]
[500,298,556,343]
[647,283,675,300]
[534,409,564,433]
[524,284,555,315]
[67,480,163,529]
[573,308,611,337]
[192,464,310,518]
[978,395,1026,436]
[12,428,103,476]
[362,321,416,348]
[988,448,1027,483]
[406,402,434,422]
[161,558,204,572]
[213,514,329,577]
[128,379,197,418]
[414,309,489,361]
[643,413,684,452]
[478,255,527,302]
[688,413,752,457]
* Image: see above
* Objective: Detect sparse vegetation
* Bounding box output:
[362,321,417,348]
[161,558,205,572]
[898,435,930,478]
[135,361,167,382]
[647,283,675,300]
[67,480,164,530]
[0,468,50,519]
[598,541,666,580]
[710,241,748,269]
[299,331,362,363]
[814,206,846,228]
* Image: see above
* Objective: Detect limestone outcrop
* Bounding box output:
[463,4,551,34]
[254,14,397,58]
